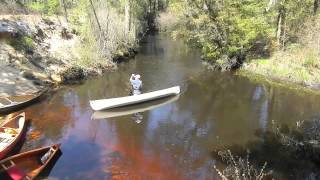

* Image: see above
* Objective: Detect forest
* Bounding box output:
[165,0,320,86]
[8,0,320,86]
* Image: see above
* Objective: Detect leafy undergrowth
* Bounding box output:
[241,17,320,88]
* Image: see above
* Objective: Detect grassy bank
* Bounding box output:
[68,0,142,72]
[240,15,320,90]
[158,1,320,92]
[241,47,320,88]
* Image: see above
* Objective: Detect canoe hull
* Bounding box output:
[90,86,180,111]
[92,95,179,119]
[0,89,47,115]
[0,144,61,180]
[0,113,26,160]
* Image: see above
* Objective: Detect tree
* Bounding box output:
[314,0,319,15]
[61,0,68,22]
[89,0,102,32]
[124,0,131,33]
[276,0,287,48]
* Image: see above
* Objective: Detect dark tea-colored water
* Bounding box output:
[16,35,320,179]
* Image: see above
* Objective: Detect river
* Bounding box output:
[19,35,320,179]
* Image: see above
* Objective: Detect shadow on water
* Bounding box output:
[212,118,320,179]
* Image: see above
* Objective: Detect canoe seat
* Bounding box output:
[0,132,15,139]
[40,148,55,164]
[4,128,18,135]
[0,137,11,144]
[0,133,15,150]
[1,160,30,180]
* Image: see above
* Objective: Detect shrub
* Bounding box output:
[59,66,85,84]
[28,0,60,15]
[214,150,270,180]
[9,35,34,52]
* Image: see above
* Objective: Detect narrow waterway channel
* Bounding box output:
[20,35,320,179]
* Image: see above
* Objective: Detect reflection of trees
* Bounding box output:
[251,85,270,133]
[135,69,320,178]
[178,70,320,147]
[266,86,320,126]
[213,119,320,179]
[77,71,131,101]
[15,33,320,179]
[52,139,105,179]
[24,90,74,142]
[145,110,217,179]
[134,35,203,91]
[102,113,185,179]
[176,72,260,146]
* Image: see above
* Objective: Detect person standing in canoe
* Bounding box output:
[129,74,143,123]
[129,74,142,95]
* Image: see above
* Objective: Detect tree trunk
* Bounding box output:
[148,0,152,13]
[314,0,319,15]
[61,0,68,23]
[165,0,169,8]
[147,0,156,31]
[44,0,48,14]
[276,5,286,48]
[156,0,158,11]
[153,0,156,13]
[266,0,276,11]
[124,0,130,34]
[129,3,132,31]
[89,0,102,32]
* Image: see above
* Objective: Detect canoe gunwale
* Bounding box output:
[0,89,48,114]
[0,144,61,179]
[90,86,180,111]
[92,95,180,119]
[0,112,26,160]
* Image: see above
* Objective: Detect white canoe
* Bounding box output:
[92,95,179,119]
[90,86,180,111]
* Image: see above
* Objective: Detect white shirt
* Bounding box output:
[130,77,142,90]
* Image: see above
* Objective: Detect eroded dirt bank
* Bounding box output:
[0,15,115,96]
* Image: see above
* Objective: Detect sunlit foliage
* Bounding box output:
[168,0,319,70]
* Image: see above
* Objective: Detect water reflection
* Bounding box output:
[23,90,74,144]
[212,118,320,179]
[91,95,179,119]
[252,86,263,101]
[14,34,320,179]
[132,112,143,124]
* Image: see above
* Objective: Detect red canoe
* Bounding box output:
[0,144,61,180]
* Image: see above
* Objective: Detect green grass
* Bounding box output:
[9,36,34,52]
[237,71,320,96]
[73,23,115,70]
[27,0,60,15]
[241,47,320,88]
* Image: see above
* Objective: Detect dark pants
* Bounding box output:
[129,89,141,96]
